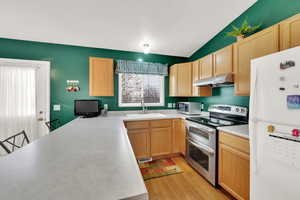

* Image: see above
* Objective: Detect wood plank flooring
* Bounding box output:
[145,157,231,200]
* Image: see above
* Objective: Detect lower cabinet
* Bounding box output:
[127,129,150,159]
[125,119,186,159]
[172,119,186,155]
[150,127,172,157]
[219,131,250,200]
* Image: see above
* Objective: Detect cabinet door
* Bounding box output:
[177,63,192,96]
[127,129,150,159]
[234,25,279,96]
[192,60,212,97]
[169,65,178,96]
[280,14,300,51]
[89,57,114,96]
[192,60,200,96]
[219,143,250,200]
[172,119,186,155]
[200,54,214,79]
[151,127,172,157]
[214,45,233,76]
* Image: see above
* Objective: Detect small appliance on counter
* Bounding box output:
[74,100,101,118]
[185,104,248,186]
[177,102,203,115]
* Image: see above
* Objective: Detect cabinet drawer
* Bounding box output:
[219,131,249,154]
[150,119,172,128]
[125,121,149,130]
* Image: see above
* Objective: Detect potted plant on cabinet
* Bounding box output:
[226,19,261,41]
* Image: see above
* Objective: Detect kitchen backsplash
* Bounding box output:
[188,86,250,111]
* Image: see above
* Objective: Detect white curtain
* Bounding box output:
[0,65,38,151]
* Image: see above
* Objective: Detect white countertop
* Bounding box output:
[0,110,200,200]
[217,124,249,139]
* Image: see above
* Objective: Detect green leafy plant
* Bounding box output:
[226,19,261,38]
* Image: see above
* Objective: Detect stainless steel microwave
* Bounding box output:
[177,102,202,115]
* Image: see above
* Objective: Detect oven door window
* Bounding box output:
[189,127,210,145]
[189,142,209,171]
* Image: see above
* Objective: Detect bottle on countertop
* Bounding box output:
[102,104,108,117]
[200,102,204,112]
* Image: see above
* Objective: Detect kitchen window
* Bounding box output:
[118,73,165,107]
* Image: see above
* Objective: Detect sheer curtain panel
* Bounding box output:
[0,66,37,153]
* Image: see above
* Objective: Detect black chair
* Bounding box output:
[45,119,61,132]
[0,130,30,154]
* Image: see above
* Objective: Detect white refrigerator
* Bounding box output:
[250,46,300,200]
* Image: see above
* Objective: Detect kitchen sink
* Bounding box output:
[125,113,166,118]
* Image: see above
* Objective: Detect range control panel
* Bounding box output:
[208,104,248,117]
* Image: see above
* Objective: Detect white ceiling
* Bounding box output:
[0,0,256,57]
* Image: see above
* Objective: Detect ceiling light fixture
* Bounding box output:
[143,43,150,54]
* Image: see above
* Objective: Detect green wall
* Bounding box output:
[0,38,188,125]
[188,0,300,110]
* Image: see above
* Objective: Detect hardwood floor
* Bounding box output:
[145,157,231,200]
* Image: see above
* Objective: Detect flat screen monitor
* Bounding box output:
[74,100,100,118]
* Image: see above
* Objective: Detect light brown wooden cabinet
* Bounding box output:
[126,121,150,159]
[219,131,250,200]
[172,119,186,156]
[280,14,300,51]
[200,54,214,79]
[169,61,211,97]
[213,45,233,76]
[125,119,186,159]
[169,65,178,96]
[192,60,212,97]
[234,25,279,96]
[127,129,150,159]
[89,57,114,96]
[177,63,192,96]
[150,127,172,157]
[192,60,200,96]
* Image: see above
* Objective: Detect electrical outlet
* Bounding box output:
[53,105,61,111]
[172,103,176,108]
[167,103,172,108]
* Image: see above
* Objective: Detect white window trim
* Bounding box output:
[118,74,165,107]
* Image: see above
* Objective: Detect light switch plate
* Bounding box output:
[53,105,61,111]
[167,103,172,108]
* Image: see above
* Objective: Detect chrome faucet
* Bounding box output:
[141,99,147,113]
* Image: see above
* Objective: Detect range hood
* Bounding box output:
[193,74,234,87]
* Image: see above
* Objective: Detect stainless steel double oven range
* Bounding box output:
[185,104,248,186]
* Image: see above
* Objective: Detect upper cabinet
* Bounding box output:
[213,45,233,76]
[192,60,212,97]
[177,62,192,97]
[192,60,200,96]
[169,61,212,97]
[200,54,214,79]
[280,14,300,51]
[168,14,300,97]
[89,57,114,96]
[234,25,279,96]
[169,65,178,96]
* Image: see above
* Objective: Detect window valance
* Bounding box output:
[116,60,168,76]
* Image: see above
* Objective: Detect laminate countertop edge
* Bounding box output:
[217,124,249,139]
